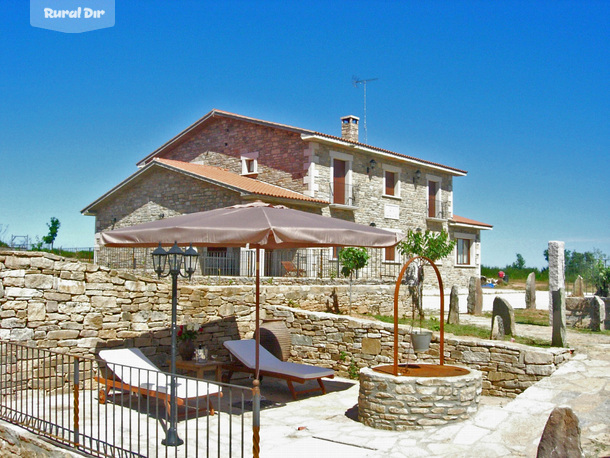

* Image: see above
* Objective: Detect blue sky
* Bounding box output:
[1,1,608,268]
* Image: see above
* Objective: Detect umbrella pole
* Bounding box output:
[253,247,261,458]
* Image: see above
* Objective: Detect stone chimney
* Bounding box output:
[341,115,359,142]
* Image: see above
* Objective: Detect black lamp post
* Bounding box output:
[152,241,198,447]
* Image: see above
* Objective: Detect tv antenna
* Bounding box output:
[352,76,378,143]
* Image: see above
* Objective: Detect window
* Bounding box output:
[456,238,471,265]
[382,165,400,198]
[385,171,396,196]
[241,152,258,176]
[384,246,396,262]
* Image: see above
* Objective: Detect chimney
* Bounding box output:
[341,115,359,143]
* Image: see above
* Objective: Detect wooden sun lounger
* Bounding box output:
[281,261,305,277]
[223,340,334,400]
[95,348,222,420]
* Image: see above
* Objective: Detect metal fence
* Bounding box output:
[97,246,409,281]
[0,341,251,457]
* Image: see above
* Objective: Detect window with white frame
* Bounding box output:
[455,233,475,266]
[383,164,400,198]
[241,152,259,176]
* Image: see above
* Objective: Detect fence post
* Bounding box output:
[73,357,80,448]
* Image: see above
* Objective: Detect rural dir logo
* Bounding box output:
[30,0,115,33]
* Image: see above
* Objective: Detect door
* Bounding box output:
[428,181,437,218]
[333,159,346,204]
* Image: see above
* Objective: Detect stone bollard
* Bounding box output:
[447,285,460,324]
[467,276,483,315]
[573,275,584,298]
[492,297,516,336]
[525,272,536,310]
[591,296,606,331]
[548,241,567,347]
[537,406,584,458]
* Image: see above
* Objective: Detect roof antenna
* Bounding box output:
[352,76,378,144]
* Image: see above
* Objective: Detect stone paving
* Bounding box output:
[251,320,610,457]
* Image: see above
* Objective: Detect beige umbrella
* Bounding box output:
[100,201,404,455]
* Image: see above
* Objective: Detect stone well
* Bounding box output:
[358,364,482,430]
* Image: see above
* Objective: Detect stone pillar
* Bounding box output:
[447,285,460,324]
[492,296,516,336]
[573,275,584,297]
[548,241,567,347]
[467,276,483,315]
[591,296,606,331]
[525,272,537,310]
[537,406,583,458]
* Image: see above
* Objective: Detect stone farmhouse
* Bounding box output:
[81,109,491,287]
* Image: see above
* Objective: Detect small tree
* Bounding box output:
[0,224,8,248]
[595,263,610,297]
[511,253,526,270]
[397,230,456,325]
[42,217,61,251]
[338,247,369,314]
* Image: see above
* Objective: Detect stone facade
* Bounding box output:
[84,111,489,290]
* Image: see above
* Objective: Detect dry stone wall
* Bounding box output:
[264,305,571,398]
[0,251,569,398]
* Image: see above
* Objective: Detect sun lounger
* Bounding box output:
[223,339,334,400]
[95,348,222,419]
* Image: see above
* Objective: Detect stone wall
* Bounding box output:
[0,251,567,398]
[0,251,409,366]
[0,420,82,457]
[264,305,571,398]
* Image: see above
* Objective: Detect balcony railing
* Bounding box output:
[428,200,450,220]
[329,183,358,207]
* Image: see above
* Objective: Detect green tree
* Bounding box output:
[397,230,456,323]
[338,247,369,314]
[595,263,610,297]
[511,253,526,270]
[42,217,61,250]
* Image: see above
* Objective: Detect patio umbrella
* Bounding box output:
[99,201,404,455]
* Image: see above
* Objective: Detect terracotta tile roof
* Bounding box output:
[450,215,493,229]
[154,158,328,204]
[137,109,467,175]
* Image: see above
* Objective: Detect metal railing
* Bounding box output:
[0,341,251,457]
[329,182,358,207]
[97,246,412,281]
[428,200,450,219]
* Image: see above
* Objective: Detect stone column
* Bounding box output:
[591,296,606,331]
[548,241,566,347]
[467,276,483,315]
[573,275,584,297]
[447,285,460,324]
[526,272,536,310]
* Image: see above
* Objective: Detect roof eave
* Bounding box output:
[449,221,493,231]
[301,134,467,177]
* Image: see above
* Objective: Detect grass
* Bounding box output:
[372,314,552,347]
[483,309,550,327]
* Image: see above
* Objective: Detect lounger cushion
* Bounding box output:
[99,348,221,398]
[224,340,334,379]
